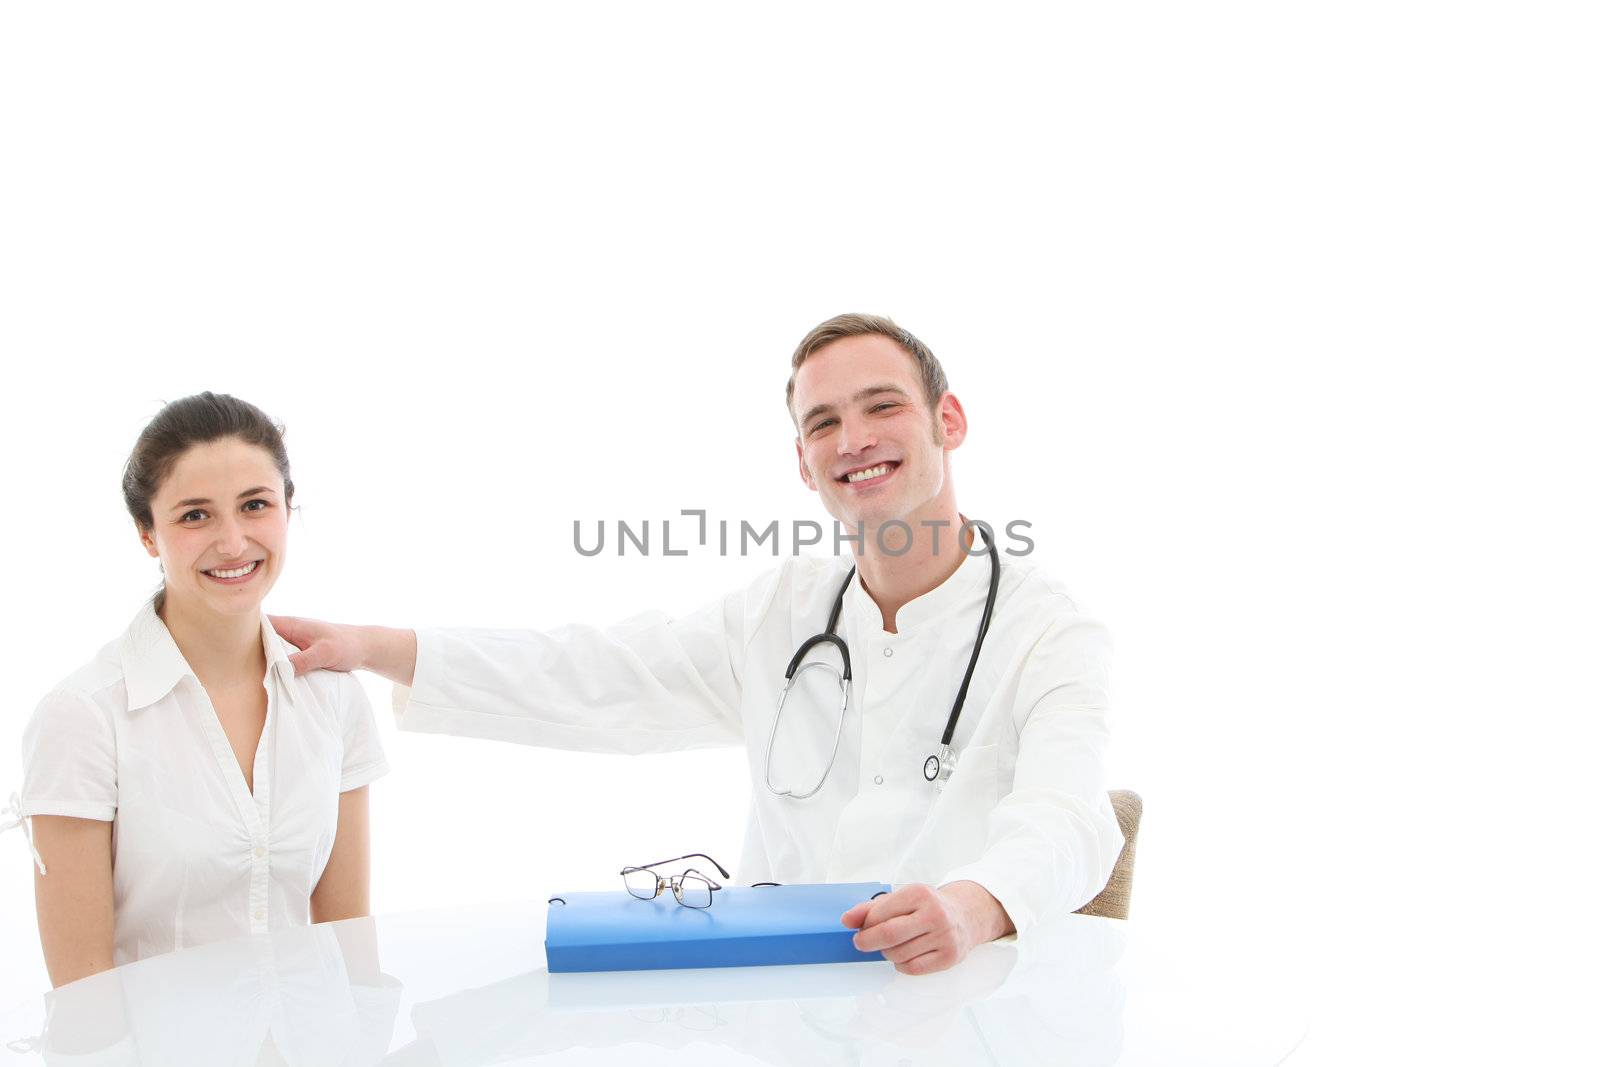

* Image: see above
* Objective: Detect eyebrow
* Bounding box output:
[799,384,911,428]
[169,487,277,511]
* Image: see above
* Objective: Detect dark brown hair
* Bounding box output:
[785,313,949,423]
[122,392,294,532]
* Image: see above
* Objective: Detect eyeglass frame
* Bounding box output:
[620,852,732,909]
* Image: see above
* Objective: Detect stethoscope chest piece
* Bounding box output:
[923,744,957,783]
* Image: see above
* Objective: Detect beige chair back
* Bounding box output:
[1074,790,1142,920]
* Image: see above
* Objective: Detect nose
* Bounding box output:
[835,412,877,458]
[214,514,250,560]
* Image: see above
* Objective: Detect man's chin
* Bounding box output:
[820,491,930,540]
[835,507,916,540]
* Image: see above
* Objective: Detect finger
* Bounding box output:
[895,947,956,976]
[840,902,871,929]
[860,885,930,929]
[269,615,312,650]
[852,913,928,954]
[286,648,320,677]
[880,931,945,965]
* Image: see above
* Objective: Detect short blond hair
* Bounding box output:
[785,313,949,420]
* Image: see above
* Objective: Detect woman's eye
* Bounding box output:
[243,499,269,513]
[181,510,208,523]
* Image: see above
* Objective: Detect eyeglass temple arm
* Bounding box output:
[633,853,732,879]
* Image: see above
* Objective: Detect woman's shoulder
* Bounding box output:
[260,620,355,700]
[286,664,364,703]
[26,639,127,753]
[36,638,128,715]
[40,600,196,716]
[272,656,388,781]
[274,650,373,722]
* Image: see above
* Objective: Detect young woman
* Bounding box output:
[8,393,388,986]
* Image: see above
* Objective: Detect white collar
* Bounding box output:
[846,539,994,635]
[119,600,299,710]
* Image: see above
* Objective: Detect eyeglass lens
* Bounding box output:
[622,868,660,899]
[675,873,714,909]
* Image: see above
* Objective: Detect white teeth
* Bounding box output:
[206,561,259,579]
[846,464,892,483]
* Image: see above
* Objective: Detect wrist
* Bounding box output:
[354,625,382,673]
[388,626,420,686]
[939,879,1015,944]
[356,625,415,683]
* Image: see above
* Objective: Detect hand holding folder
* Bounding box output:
[545,882,892,972]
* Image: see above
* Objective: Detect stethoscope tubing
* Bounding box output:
[941,528,1002,747]
[767,527,1000,798]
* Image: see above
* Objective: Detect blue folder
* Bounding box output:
[545,882,891,973]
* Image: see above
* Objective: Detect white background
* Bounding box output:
[1,3,1596,1063]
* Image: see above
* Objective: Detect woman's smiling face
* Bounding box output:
[139,437,290,620]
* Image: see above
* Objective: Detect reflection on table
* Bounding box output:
[2,900,1301,1066]
[9,919,400,1066]
[397,914,1125,1066]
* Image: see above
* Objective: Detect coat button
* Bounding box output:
[874,775,884,785]
[882,647,893,658]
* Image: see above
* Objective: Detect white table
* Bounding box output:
[0,902,1306,1065]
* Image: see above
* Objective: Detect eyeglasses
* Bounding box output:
[620,852,731,909]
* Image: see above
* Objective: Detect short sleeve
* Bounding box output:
[21,687,118,822]
[335,672,389,792]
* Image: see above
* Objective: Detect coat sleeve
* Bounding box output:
[392,568,785,755]
[940,610,1123,936]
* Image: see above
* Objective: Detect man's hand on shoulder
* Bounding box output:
[840,880,1015,975]
[271,618,419,687]
[270,616,370,676]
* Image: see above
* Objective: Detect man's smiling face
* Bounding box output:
[791,333,966,532]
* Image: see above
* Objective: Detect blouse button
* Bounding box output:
[253,909,266,922]
[253,846,266,859]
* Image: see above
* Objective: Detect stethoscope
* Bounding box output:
[764,526,1001,799]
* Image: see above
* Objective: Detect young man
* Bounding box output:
[276,313,1120,975]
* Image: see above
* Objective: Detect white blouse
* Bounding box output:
[15,602,389,966]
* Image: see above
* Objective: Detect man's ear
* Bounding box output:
[795,437,818,491]
[937,393,968,450]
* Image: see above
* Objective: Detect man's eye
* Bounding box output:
[870,402,898,413]
[809,419,836,435]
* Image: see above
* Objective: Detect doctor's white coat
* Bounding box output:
[393,549,1121,935]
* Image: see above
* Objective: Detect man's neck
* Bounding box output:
[160,601,267,691]
[854,504,970,634]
